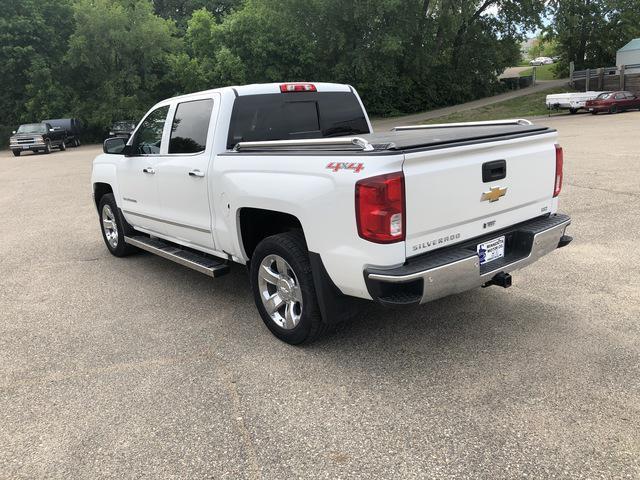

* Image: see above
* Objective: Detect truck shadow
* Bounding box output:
[142,255,561,357]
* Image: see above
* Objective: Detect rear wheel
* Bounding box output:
[98,193,137,257]
[59,140,66,151]
[609,106,618,114]
[569,108,577,114]
[250,231,326,344]
[12,150,20,157]
[591,110,598,115]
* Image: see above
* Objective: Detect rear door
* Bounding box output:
[154,94,218,250]
[402,133,558,258]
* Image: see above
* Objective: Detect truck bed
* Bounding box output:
[364,123,553,152]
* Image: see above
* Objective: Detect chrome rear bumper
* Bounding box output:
[365,214,572,305]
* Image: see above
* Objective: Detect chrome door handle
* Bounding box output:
[142,167,155,174]
[188,169,205,178]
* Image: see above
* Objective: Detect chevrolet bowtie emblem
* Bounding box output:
[481,186,508,202]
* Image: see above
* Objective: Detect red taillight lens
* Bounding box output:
[280,83,317,93]
[554,144,563,197]
[356,172,405,243]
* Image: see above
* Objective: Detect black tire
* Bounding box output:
[12,150,20,157]
[569,108,577,114]
[75,138,81,147]
[609,106,617,114]
[43,140,51,154]
[250,231,326,345]
[591,110,598,115]
[59,140,66,151]
[98,193,137,257]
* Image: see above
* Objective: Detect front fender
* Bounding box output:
[91,158,120,207]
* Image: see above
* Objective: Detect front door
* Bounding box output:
[117,105,170,233]
[155,96,218,250]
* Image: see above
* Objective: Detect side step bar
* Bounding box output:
[124,236,230,278]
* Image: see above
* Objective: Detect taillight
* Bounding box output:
[554,144,563,197]
[356,172,405,243]
[280,83,317,93]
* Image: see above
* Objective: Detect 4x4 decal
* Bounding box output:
[326,162,364,173]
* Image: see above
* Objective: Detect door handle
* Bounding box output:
[188,169,205,178]
[142,167,155,174]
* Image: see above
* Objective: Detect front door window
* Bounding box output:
[131,106,170,155]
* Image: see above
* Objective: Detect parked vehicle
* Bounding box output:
[585,91,640,114]
[42,118,82,147]
[92,82,572,344]
[546,91,609,114]
[109,121,137,139]
[530,57,553,66]
[9,123,67,156]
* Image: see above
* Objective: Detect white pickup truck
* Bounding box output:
[92,82,572,344]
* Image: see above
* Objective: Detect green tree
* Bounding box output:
[66,0,182,137]
[547,0,640,73]
[0,0,74,129]
[180,0,545,115]
[153,0,241,28]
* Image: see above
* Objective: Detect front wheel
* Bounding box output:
[250,231,326,344]
[98,193,137,257]
[609,106,618,114]
[43,140,51,154]
[569,108,577,114]
[12,150,20,157]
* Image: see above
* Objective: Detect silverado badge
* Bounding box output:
[481,186,507,203]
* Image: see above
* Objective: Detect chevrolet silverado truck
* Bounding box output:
[92,82,573,344]
[10,122,67,156]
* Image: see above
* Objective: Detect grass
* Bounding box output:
[519,63,558,80]
[421,86,577,125]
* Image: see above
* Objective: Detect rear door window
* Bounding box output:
[227,92,369,149]
[169,99,214,154]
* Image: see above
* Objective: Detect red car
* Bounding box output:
[586,91,640,114]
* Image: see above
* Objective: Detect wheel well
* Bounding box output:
[239,208,303,259]
[93,183,113,209]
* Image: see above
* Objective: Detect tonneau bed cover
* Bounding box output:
[232,120,554,153]
[363,123,553,152]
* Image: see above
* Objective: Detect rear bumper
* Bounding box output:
[364,213,572,306]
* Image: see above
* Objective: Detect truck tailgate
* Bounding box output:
[402,132,559,258]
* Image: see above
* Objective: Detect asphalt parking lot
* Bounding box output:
[1,112,639,479]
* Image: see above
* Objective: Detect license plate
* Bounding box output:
[477,236,505,265]
[22,146,30,150]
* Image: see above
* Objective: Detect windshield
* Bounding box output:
[17,124,47,134]
[227,91,370,149]
[596,93,613,99]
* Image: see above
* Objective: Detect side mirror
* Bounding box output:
[49,128,55,132]
[103,136,127,154]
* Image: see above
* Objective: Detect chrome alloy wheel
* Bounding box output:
[258,254,303,330]
[102,204,119,249]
